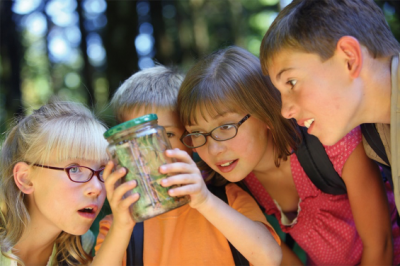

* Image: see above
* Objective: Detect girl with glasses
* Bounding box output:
[177,46,400,265]
[0,101,138,265]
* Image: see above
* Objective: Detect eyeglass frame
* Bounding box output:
[180,114,251,149]
[31,163,105,183]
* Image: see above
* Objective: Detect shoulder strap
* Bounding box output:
[295,127,347,195]
[126,221,144,266]
[207,184,249,266]
[360,123,390,166]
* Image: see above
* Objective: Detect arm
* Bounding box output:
[160,149,282,266]
[280,241,303,266]
[91,162,138,266]
[342,142,393,265]
[94,214,127,265]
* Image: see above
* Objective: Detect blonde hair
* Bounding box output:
[110,65,184,123]
[178,46,299,167]
[0,101,109,265]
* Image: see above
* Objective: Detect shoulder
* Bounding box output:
[324,126,362,175]
[225,183,261,209]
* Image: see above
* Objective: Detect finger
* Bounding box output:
[161,173,199,187]
[159,162,200,176]
[164,149,195,164]
[168,183,201,197]
[102,161,115,181]
[119,193,140,209]
[109,180,137,203]
[105,167,127,199]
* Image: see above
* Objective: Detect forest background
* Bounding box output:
[2,0,400,259]
[1,0,400,136]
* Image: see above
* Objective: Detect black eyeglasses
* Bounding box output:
[180,114,251,149]
[32,163,105,183]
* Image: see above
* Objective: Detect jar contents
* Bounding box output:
[104,114,189,222]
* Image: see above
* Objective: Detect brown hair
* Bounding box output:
[260,0,400,74]
[178,46,299,167]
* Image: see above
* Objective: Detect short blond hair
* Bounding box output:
[110,65,184,123]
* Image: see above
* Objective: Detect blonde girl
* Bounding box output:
[0,101,136,266]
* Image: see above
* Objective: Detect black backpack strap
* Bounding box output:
[360,123,390,166]
[295,127,347,195]
[207,184,249,266]
[126,221,144,266]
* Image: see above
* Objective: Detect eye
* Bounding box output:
[69,166,81,174]
[99,169,105,179]
[219,124,235,131]
[191,133,203,139]
[287,79,297,89]
[166,132,175,138]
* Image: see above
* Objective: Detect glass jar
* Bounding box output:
[104,114,189,222]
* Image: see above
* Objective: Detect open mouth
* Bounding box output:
[219,159,237,167]
[216,159,238,173]
[219,160,237,167]
[304,118,314,129]
[78,207,95,214]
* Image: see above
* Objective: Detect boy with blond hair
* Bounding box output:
[95,65,282,266]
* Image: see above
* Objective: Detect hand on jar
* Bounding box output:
[103,161,138,231]
[159,148,211,209]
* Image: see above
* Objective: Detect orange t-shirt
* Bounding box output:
[95,183,280,266]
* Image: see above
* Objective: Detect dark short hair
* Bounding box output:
[260,0,400,74]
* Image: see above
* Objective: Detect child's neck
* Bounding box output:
[251,131,281,179]
[14,218,60,266]
[361,55,392,124]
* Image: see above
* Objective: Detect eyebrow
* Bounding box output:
[211,112,228,119]
[276,67,294,81]
[187,112,230,127]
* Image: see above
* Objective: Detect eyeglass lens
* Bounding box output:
[68,166,104,182]
[183,124,237,148]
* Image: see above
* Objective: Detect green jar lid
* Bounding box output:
[104,113,158,139]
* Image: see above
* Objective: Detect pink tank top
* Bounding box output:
[244,127,400,265]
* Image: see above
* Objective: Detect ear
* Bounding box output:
[336,36,363,78]
[13,162,34,194]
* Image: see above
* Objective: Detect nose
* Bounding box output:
[85,176,104,197]
[280,94,296,119]
[207,137,226,156]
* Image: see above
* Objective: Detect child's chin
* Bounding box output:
[65,225,92,236]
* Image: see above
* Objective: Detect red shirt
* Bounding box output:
[245,127,400,265]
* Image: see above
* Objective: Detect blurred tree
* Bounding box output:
[77,0,95,107]
[0,1,23,133]
[1,0,400,137]
[104,1,138,99]
[377,1,400,42]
